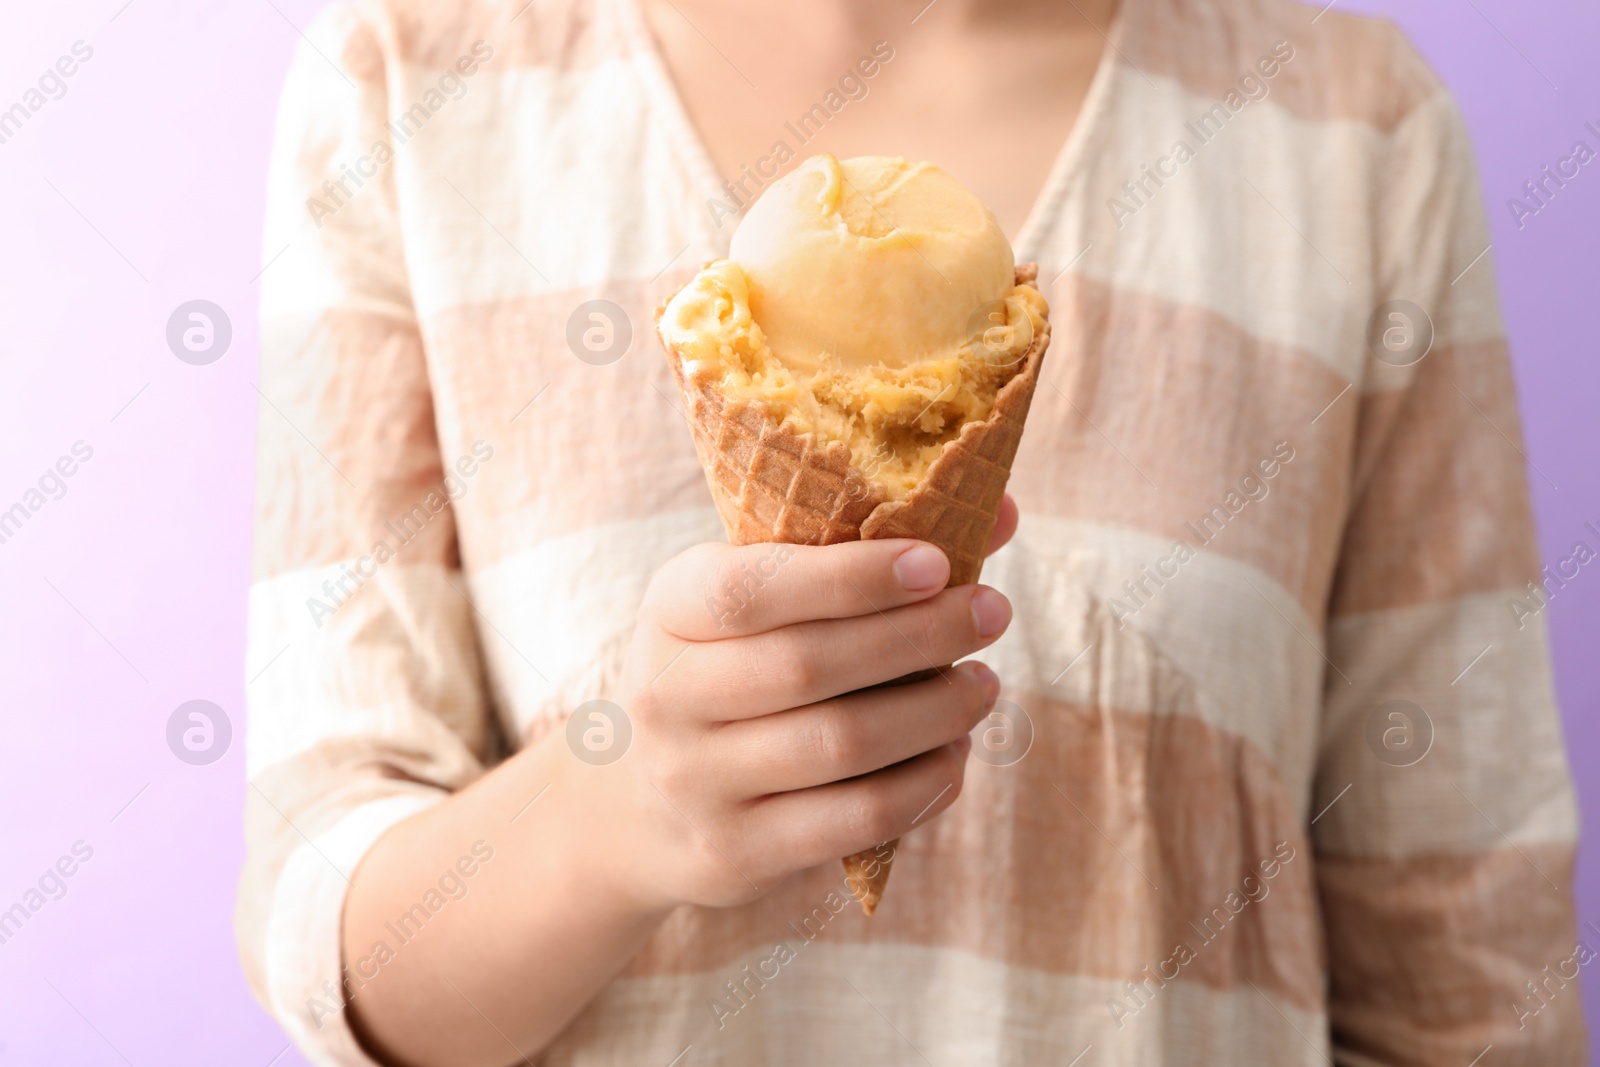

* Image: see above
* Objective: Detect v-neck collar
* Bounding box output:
[614,0,733,252]
[1012,0,1131,260]
[616,0,1133,262]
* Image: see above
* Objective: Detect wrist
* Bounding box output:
[513,731,681,921]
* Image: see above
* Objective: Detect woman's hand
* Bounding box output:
[581,529,1014,911]
[341,499,1018,1066]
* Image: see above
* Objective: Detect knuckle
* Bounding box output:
[944,745,970,787]
[686,822,733,875]
[705,557,751,630]
[944,748,970,794]
[651,760,693,804]
[863,798,901,846]
[644,543,718,618]
[947,665,982,705]
[846,784,900,846]
[943,593,984,652]
[780,641,827,696]
[630,686,667,728]
[702,546,775,633]
[681,540,728,574]
[810,709,864,770]
[907,602,958,661]
[902,761,963,832]
[956,670,989,722]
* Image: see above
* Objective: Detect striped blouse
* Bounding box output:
[238,0,1586,1063]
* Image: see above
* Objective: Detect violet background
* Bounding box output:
[0,0,1594,1062]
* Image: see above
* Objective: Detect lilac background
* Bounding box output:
[0,0,1593,1062]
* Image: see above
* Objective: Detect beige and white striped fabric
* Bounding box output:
[238,0,1586,1063]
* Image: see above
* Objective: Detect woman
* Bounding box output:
[239,0,1585,1063]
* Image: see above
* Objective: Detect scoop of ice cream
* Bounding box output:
[657,155,1047,501]
[658,260,1046,500]
[728,154,1017,373]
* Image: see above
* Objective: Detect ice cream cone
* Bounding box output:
[657,264,1051,914]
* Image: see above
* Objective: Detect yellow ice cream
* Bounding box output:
[660,154,1047,499]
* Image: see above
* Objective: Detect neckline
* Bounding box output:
[614,0,732,249]
[616,0,1132,262]
[1012,0,1131,259]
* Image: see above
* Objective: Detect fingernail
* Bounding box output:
[970,587,1011,638]
[893,544,948,592]
[969,662,1001,707]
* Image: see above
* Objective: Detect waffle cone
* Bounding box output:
[657,265,1051,914]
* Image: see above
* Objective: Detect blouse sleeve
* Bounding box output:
[1312,35,1585,1066]
[236,7,497,1063]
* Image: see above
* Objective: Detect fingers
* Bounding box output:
[986,494,1019,557]
[744,737,971,872]
[646,539,951,641]
[669,583,1012,719]
[713,662,1000,795]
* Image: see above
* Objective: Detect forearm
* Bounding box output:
[336,536,1006,1064]
[341,733,673,1067]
